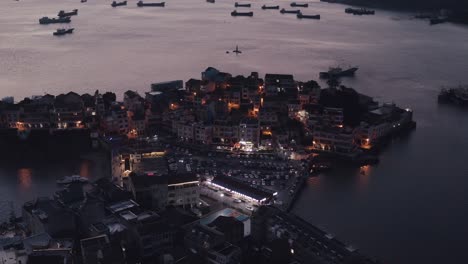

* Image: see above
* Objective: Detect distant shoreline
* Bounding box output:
[321,0,468,24]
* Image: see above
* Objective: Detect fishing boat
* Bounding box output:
[137,1,165,7]
[231,10,253,16]
[262,5,279,10]
[56,175,88,184]
[111,1,127,7]
[53,28,74,36]
[297,12,320,19]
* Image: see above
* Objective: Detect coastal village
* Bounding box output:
[0,67,415,264]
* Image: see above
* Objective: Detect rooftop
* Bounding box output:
[210,176,274,201]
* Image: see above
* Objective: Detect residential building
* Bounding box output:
[312,126,358,154]
[128,173,200,210]
[238,118,260,146]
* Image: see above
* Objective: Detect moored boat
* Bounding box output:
[56,175,88,184]
[231,10,253,16]
[280,8,300,14]
[291,2,308,7]
[58,9,78,17]
[297,12,320,19]
[111,1,127,7]
[262,5,279,10]
[39,16,71,25]
[319,67,358,79]
[137,1,165,7]
[235,2,251,7]
[53,28,74,36]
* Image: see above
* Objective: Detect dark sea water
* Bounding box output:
[1,0,468,263]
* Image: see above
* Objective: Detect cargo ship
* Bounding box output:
[280,8,300,14]
[235,2,251,7]
[262,5,279,10]
[57,9,78,17]
[39,16,71,25]
[297,12,320,19]
[137,1,165,7]
[53,28,74,36]
[231,10,253,16]
[291,2,308,7]
[319,67,358,79]
[111,1,127,7]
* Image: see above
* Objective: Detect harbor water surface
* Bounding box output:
[1,0,468,263]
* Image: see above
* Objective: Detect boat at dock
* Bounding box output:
[345,8,375,15]
[262,5,279,10]
[39,16,71,25]
[53,28,74,36]
[235,2,251,7]
[231,10,253,16]
[137,1,165,7]
[58,9,78,17]
[291,2,308,7]
[111,1,127,7]
[319,66,358,79]
[297,12,320,19]
[56,175,88,185]
[280,8,300,14]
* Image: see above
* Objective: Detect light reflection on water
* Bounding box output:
[17,168,32,191]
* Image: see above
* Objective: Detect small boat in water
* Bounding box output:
[291,2,308,7]
[297,11,320,19]
[280,8,300,14]
[345,8,375,15]
[262,5,279,10]
[56,175,88,184]
[319,67,358,79]
[207,0,215,3]
[231,10,253,16]
[137,1,165,7]
[53,28,74,36]
[235,2,251,7]
[81,0,87,3]
[39,16,71,25]
[111,1,127,7]
[58,9,78,17]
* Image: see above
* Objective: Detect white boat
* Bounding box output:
[56,175,88,184]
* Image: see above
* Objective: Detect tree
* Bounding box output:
[326,77,341,90]
[102,92,116,109]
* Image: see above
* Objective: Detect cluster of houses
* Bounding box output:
[0,178,376,264]
[0,175,256,264]
[0,66,414,155]
[147,67,413,154]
